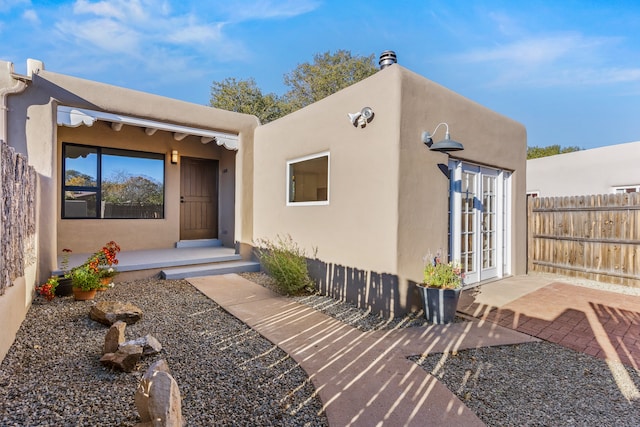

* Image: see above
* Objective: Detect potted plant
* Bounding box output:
[69,265,102,300]
[86,241,121,291]
[417,253,464,324]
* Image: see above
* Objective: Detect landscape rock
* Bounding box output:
[121,334,162,356]
[103,321,127,354]
[100,344,143,372]
[135,359,183,426]
[90,301,143,325]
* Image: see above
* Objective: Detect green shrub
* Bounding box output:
[255,235,314,295]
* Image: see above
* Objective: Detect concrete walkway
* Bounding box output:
[459,275,640,368]
[188,274,537,427]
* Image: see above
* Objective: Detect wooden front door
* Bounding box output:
[180,157,218,240]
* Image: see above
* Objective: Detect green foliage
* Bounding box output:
[68,265,101,291]
[527,145,581,159]
[255,235,314,295]
[210,77,286,124]
[283,50,378,111]
[210,50,378,122]
[423,255,464,289]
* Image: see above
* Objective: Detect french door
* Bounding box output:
[449,161,511,285]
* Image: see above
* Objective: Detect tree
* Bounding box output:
[283,50,378,111]
[209,50,379,122]
[65,170,95,187]
[210,77,284,124]
[527,145,581,159]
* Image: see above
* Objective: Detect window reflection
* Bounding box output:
[63,143,165,219]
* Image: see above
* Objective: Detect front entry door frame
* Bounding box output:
[449,160,511,285]
[180,157,219,240]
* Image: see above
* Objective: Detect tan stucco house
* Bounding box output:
[254,64,527,316]
[0,55,527,362]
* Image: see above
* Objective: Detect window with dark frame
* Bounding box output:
[62,143,165,219]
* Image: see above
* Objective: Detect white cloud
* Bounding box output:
[55,18,140,54]
[221,0,320,21]
[72,0,148,21]
[166,22,224,44]
[449,32,639,87]
[22,8,38,23]
[0,0,29,13]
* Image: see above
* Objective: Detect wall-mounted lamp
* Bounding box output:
[170,149,179,164]
[348,107,375,128]
[421,123,464,152]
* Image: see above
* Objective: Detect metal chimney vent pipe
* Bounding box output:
[379,51,397,69]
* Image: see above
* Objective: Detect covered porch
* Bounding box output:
[53,241,260,281]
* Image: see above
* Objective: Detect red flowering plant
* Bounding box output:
[36,277,59,301]
[422,252,464,289]
[86,241,121,278]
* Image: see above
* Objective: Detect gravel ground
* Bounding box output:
[0,278,328,427]
[410,343,640,426]
[2,272,640,426]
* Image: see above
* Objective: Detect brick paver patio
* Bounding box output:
[464,282,640,368]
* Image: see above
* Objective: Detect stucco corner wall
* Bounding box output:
[394,66,527,298]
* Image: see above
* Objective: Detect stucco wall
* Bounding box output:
[527,141,640,197]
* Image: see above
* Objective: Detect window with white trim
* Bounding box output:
[287,152,329,205]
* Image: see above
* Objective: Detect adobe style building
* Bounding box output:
[0,54,527,362]
[527,141,640,197]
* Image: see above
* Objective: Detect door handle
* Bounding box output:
[180,196,185,204]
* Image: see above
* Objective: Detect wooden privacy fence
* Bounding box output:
[528,193,640,287]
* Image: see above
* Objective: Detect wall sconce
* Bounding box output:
[421,123,464,152]
[170,149,179,164]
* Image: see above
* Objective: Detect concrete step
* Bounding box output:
[175,239,223,248]
[161,260,261,280]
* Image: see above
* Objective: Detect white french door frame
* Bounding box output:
[449,160,512,286]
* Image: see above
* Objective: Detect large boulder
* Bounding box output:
[100,344,143,372]
[90,301,143,326]
[135,359,183,426]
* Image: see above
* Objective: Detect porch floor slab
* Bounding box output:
[54,246,240,275]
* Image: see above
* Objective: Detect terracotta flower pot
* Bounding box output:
[72,288,97,301]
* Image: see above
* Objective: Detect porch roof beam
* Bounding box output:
[56,105,239,150]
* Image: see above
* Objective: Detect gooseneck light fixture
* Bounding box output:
[421,122,464,152]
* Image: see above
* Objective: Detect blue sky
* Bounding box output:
[1,0,639,150]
